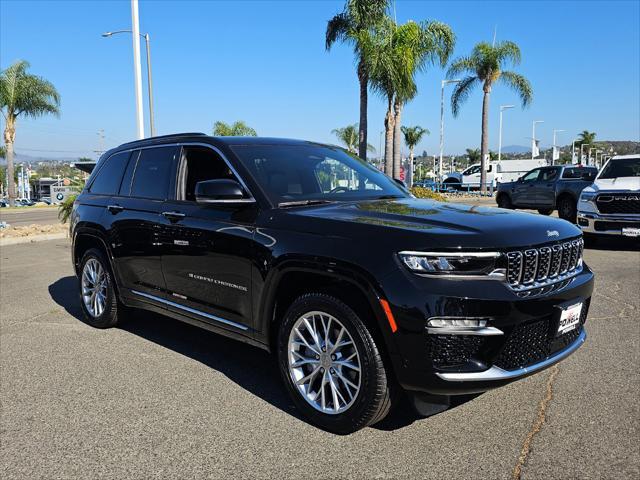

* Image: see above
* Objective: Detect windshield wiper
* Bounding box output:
[277,199,335,208]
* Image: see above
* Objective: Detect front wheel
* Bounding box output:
[558,197,577,223]
[497,194,513,209]
[537,208,553,215]
[277,294,392,434]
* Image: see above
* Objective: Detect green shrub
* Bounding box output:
[410,186,447,202]
[57,194,78,224]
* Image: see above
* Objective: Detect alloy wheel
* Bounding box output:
[81,258,108,318]
[287,311,362,414]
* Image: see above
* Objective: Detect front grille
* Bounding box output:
[506,238,583,288]
[428,335,484,369]
[594,221,640,232]
[494,299,590,371]
[596,194,640,214]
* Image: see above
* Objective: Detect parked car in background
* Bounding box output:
[578,155,640,238]
[496,165,598,222]
[0,199,7,208]
[70,133,593,434]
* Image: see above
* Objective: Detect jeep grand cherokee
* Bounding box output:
[70,133,594,434]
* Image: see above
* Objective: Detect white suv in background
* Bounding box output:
[577,155,640,238]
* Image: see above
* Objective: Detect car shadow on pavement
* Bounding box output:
[584,236,639,252]
[48,275,468,432]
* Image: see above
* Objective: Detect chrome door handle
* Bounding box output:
[161,211,185,220]
[107,204,124,214]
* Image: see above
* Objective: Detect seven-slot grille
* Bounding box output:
[596,193,640,214]
[506,238,583,287]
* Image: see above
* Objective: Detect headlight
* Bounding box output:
[579,191,596,203]
[398,251,503,277]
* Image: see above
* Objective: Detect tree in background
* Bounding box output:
[326,0,389,161]
[466,148,481,163]
[575,130,597,160]
[401,125,429,186]
[213,120,257,136]
[332,123,375,154]
[0,60,60,206]
[362,18,454,179]
[448,41,532,193]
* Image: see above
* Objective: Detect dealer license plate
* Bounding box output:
[558,303,582,335]
[622,227,640,238]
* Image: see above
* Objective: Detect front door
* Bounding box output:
[533,167,560,207]
[512,168,541,206]
[160,145,257,332]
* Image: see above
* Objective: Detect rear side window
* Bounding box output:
[89,151,131,195]
[130,146,177,200]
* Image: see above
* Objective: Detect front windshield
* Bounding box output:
[598,157,640,179]
[231,144,408,205]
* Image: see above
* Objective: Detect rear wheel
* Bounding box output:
[277,293,392,434]
[558,197,577,223]
[78,248,123,328]
[497,194,513,209]
[537,208,553,215]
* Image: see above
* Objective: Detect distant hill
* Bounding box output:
[0,152,85,165]
[501,145,530,153]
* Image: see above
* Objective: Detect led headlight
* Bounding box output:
[398,251,502,276]
[579,191,597,204]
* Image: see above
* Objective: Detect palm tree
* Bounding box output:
[448,41,532,193]
[332,123,375,154]
[575,130,597,157]
[1,60,60,206]
[401,125,429,187]
[362,19,454,179]
[326,0,389,161]
[213,120,257,136]
[466,148,481,163]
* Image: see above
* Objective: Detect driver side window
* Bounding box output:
[178,146,245,202]
[522,169,541,182]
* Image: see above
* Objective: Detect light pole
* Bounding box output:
[532,120,544,159]
[571,139,579,164]
[498,105,514,162]
[580,143,590,164]
[103,28,155,137]
[439,79,461,180]
[589,147,597,166]
[551,129,565,165]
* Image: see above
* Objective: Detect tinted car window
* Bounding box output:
[89,151,131,195]
[598,158,640,179]
[130,146,177,200]
[540,168,560,181]
[522,169,540,182]
[119,150,140,196]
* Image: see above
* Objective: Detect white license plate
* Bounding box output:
[558,303,582,335]
[622,227,640,237]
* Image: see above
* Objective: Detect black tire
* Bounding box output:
[78,248,123,328]
[537,208,553,215]
[497,194,513,209]
[277,293,392,434]
[558,197,577,223]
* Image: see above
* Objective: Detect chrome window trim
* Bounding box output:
[131,289,249,331]
[436,329,586,381]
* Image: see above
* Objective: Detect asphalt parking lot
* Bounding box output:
[1,237,638,479]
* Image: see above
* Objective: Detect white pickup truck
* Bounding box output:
[577,154,640,238]
[443,159,548,188]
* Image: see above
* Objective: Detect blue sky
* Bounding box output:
[1,0,639,159]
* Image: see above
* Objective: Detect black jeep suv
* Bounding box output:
[70,133,593,434]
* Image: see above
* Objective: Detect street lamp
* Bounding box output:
[103,28,155,137]
[439,79,461,179]
[532,120,544,159]
[580,143,590,164]
[589,147,597,166]
[552,129,565,165]
[571,139,579,164]
[498,105,515,162]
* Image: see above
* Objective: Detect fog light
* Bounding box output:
[427,317,488,328]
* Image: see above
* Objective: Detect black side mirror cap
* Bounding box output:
[195,179,253,203]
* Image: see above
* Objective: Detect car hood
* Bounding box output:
[284,198,581,250]
[590,177,640,192]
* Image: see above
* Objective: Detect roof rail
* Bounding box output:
[117,132,207,148]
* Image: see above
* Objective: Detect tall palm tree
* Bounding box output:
[466,148,481,163]
[332,123,375,154]
[213,120,257,136]
[401,125,429,187]
[326,0,389,162]
[448,41,533,193]
[362,19,454,179]
[575,130,597,155]
[1,60,60,206]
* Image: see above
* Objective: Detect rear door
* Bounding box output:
[533,167,561,207]
[107,145,179,303]
[159,145,258,332]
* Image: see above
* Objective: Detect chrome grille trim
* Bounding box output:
[505,238,584,292]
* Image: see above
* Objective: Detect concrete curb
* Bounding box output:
[0,232,68,246]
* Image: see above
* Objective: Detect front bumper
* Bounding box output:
[578,211,640,236]
[381,265,594,395]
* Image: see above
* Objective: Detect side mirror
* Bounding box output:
[517,177,523,183]
[195,179,251,203]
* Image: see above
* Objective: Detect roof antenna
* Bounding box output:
[492,25,497,46]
